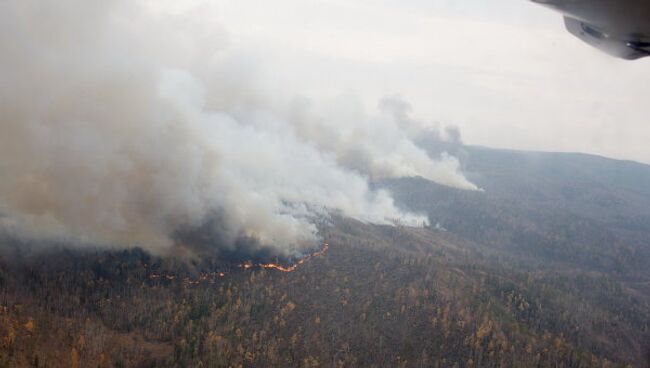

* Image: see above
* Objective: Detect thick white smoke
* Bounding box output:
[0,0,476,256]
[284,95,478,190]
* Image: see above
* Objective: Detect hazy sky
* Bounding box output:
[150,0,650,164]
[2,0,647,254]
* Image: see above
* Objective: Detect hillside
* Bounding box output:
[0,147,649,367]
[384,147,650,277]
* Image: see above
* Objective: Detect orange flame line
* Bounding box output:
[239,243,329,273]
[147,243,329,284]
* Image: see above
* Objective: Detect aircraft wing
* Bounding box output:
[532,0,650,59]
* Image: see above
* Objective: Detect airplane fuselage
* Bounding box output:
[533,0,650,59]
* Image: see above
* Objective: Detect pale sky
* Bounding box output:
[152,0,650,164]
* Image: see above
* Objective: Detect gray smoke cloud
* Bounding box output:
[377,95,481,177]
[0,0,477,256]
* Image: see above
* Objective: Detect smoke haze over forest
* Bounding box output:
[0,0,477,256]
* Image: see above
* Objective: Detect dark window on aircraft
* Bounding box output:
[581,23,606,39]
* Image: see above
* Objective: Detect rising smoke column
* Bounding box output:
[284,95,478,190]
[0,0,477,256]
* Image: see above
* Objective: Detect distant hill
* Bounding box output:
[383,146,650,278]
[465,146,650,223]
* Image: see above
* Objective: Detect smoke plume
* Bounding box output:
[0,0,476,257]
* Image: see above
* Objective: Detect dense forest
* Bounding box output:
[1,147,649,367]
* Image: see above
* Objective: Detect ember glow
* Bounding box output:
[147,243,329,285]
[240,243,329,273]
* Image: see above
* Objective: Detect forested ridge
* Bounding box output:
[0,147,649,367]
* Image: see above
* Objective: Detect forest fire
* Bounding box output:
[239,243,329,273]
[147,243,329,285]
